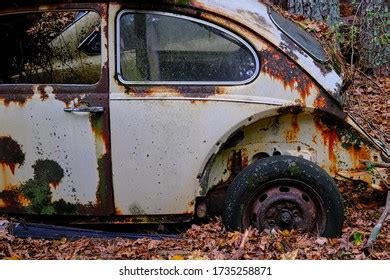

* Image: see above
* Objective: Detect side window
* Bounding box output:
[0,11,101,84]
[118,12,259,84]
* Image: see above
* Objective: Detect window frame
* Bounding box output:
[116,10,260,86]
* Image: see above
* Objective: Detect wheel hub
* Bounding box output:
[279,211,293,227]
[246,183,322,232]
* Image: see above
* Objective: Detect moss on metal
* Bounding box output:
[96,154,109,210]
[20,160,64,214]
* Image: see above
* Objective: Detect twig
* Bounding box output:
[231,229,250,260]
[360,160,390,169]
[355,68,386,96]
[366,190,390,250]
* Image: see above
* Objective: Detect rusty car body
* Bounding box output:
[0,0,388,237]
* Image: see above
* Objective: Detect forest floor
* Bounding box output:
[0,179,389,260]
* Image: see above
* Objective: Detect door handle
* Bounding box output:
[64,106,104,113]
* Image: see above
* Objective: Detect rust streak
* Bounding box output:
[123,85,221,98]
[1,164,10,189]
[284,114,300,141]
[38,86,49,101]
[315,121,339,173]
[241,149,249,168]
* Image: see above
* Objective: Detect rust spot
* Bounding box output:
[261,48,314,105]
[17,193,30,207]
[314,96,327,109]
[349,146,371,169]
[284,114,300,141]
[0,136,25,177]
[115,208,123,215]
[241,149,249,168]
[190,100,208,104]
[215,87,226,95]
[0,190,21,210]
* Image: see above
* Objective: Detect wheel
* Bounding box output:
[223,155,344,237]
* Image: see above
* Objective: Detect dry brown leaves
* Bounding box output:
[345,73,389,147]
[0,182,388,260]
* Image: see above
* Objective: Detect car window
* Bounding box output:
[0,11,101,84]
[269,9,328,62]
[118,12,259,84]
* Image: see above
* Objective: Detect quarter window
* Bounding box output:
[118,12,259,84]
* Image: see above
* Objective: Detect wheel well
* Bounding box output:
[200,110,384,215]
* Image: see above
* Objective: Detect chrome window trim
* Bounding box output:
[116,10,260,86]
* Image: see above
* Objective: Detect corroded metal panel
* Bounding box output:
[207,111,388,193]
[0,3,112,215]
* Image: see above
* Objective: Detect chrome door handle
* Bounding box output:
[64,106,104,113]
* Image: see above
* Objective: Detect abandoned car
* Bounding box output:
[0,0,388,237]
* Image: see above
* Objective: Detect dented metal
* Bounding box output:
[0,1,388,224]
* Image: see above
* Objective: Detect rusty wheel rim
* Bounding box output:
[244,180,325,233]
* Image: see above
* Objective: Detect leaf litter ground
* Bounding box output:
[0,180,388,260]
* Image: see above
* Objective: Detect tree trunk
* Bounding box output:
[358,0,389,72]
[272,0,341,26]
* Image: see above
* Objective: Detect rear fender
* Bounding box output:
[203,107,389,195]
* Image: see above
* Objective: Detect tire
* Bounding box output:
[223,155,344,237]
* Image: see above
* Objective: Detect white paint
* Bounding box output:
[0,92,100,205]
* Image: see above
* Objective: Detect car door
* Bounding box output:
[109,7,261,216]
[0,3,113,215]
